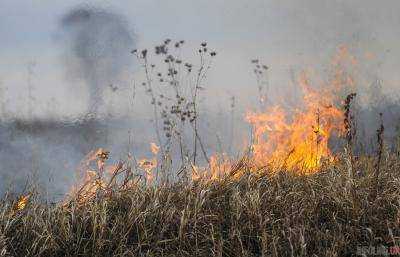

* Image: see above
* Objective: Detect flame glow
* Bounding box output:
[64,46,357,203]
[246,72,344,173]
[191,153,233,181]
[138,158,156,182]
[150,142,160,155]
[65,148,111,204]
[137,143,159,183]
[14,194,30,213]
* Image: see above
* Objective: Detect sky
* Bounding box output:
[1,0,400,118]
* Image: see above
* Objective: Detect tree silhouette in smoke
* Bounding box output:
[60,7,135,115]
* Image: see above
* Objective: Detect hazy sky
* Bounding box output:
[1,0,400,118]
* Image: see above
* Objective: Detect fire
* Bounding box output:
[191,153,235,181]
[150,142,160,155]
[191,68,346,179]
[137,142,159,183]
[66,143,161,205]
[246,72,344,173]
[138,158,157,182]
[188,46,354,177]
[65,148,112,204]
[14,194,30,212]
[64,46,357,199]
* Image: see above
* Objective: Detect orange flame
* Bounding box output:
[191,153,233,181]
[65,148,112,205]
[246,72,344,173]
[137,143,159,183]
[150,142,160,155]
[66,46,358,199]
[15,194,29,211]
[138,158,157,182]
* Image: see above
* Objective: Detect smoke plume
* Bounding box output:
[0,7,138,199]
[60,7,135,114]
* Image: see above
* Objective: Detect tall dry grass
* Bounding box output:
[0,154,399,256]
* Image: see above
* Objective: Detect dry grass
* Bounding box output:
[0,154,399,257]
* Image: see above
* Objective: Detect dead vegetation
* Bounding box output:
[0,153,399,257]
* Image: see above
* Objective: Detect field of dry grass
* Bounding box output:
[0,40,397,257]
[0,153,399,257]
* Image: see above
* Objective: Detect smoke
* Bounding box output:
[0,7,139,199]
[59,7,136,114]
[1,3,400,200]
[0,119,128,200]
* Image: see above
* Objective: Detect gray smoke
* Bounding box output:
[0,7,138,199]
[60,7,135,114]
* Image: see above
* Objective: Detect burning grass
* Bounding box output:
[1,154,400,256]
[0,42,397,256]
[246,72,344,174]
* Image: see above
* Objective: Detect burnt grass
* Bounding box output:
[0,155,399,257]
